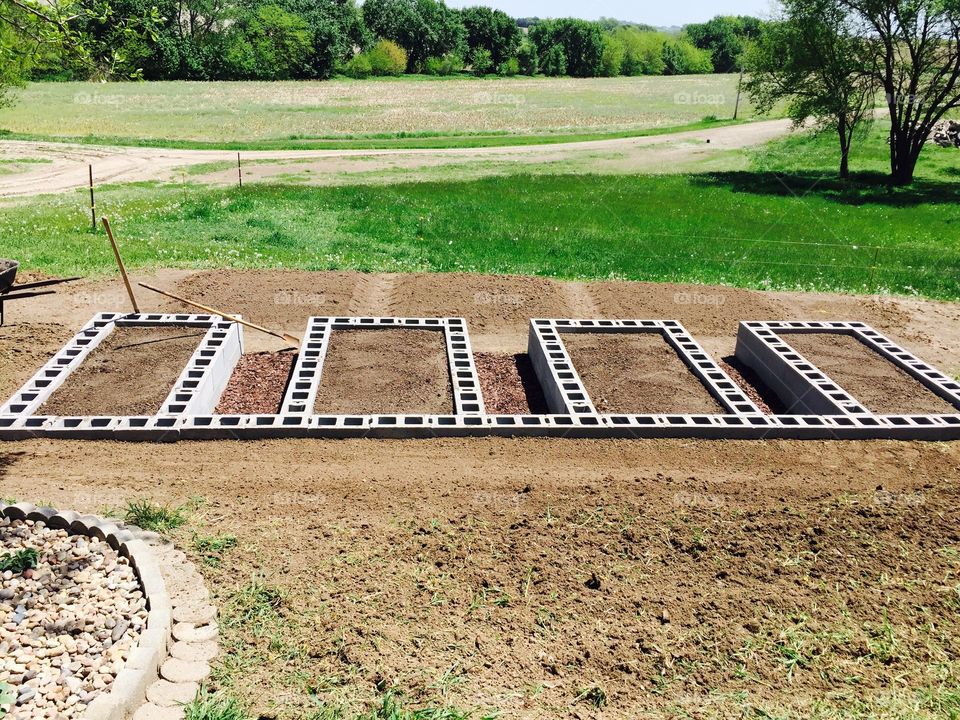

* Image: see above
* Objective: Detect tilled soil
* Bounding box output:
[782,332,960,415]
[474,352,549,415]
[215,352,296,415]
[313,329,453,415]
[39,326,206,417]
[3,270,960,719]
[561,332,725,414]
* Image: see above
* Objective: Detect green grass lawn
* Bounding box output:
[1,122,957,300]
[0,75,758,148]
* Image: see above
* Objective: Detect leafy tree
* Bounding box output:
[529,18,604,77]
[363,0,465,72]
[224,4,312,79]
[661,36,714,74]
[516,36,538,74]
[839,0,960,185]
[278,0,368,79]
[0,0,160,82]
[459,5,519,65]
[745,0,877,178]
[600,34,625,76]
[367,37,407,75]
[685,15,763,72]
[616,27,667,75]
[539,42,566,76]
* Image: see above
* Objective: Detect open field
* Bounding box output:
[1,123,958,300]
[2,269,960,719]
[0,76,758,148]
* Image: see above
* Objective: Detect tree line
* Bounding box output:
[0,0,760,83]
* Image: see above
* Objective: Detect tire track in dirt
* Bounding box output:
[561,281,602,319]
[348,273,398,316]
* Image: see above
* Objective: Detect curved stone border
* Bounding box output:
[0,502,218,720]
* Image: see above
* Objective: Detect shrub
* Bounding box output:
[368,38,407,76]
[424,52,463,76]
[498,57,520,76]
[469,47,494,76]
[344,52,372,78]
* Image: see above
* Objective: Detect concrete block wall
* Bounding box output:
[1,313,959,442]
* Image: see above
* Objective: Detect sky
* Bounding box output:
[445,0,777,27]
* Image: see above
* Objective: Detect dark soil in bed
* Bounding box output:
[781,332,959,415]
[215,352,296,415]
[313,329,453,415]
[40,326,206,416]
[561,332,725,414]
[474,352,549,415]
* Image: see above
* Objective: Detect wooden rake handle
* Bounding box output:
[137,282,301,348]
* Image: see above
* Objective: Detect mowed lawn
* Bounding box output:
[1,124,957,299]
[0,75,756,147]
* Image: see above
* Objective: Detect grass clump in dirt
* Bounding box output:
[184,689,249,720]
[123,499,188,533]
[192,532,239,567]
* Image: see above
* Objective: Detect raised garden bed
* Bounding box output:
[215,351,296,415]
[561,332,725,414]
[313,329,454,415]
[39,326,206,417]
[782,332,959,415]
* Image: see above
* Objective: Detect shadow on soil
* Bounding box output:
[0,450,25,482]
[691,171,960,207]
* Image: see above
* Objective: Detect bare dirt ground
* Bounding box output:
[2,270,960,719]
[0,119,792,198]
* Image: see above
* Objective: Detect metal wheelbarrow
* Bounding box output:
[0,259,81,325]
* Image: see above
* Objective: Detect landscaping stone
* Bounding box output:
[0,517,148,719]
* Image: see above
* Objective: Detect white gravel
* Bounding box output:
[0,517,148,719]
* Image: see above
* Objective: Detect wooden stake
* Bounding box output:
[237,152,242,188]
[89,165,96,232]
[137,282,301,348]
[733,67,744,120]
[102,217,140,313]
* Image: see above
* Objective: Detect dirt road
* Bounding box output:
[0,119,792,197]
